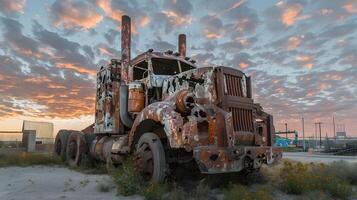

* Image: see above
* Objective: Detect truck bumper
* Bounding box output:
[193,146,282,174]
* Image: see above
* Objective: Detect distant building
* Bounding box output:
[22,120,54,144]
[0,121,54,144]
[337,131,347,138]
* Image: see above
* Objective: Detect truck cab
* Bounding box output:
[54,15,281,183]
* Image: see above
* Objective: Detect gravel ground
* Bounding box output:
[0,166,143,200]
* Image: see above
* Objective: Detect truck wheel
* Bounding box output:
[134,132,166,183]
[54,130,70,161]
[66,131,87,167]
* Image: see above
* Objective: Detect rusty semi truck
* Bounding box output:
[54,15,282,183]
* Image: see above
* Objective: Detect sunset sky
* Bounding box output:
[0,0,356,138]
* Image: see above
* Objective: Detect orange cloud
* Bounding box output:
[235,37,249,46]
[52,0,103,29]
[56,63,97,76]
[325,74,342,81]
[215,0,246,17]
[343,3,357,13]
[139,16,150,27]
[239,62,249,69]
[96,0,149,33]
[96,0,122,22]
[286,35,303,50]
[98,47,114,57]
[306,91,314,97]
[162,11,192,26]
[296,56,312,62]
[35,94,55,99]
[281,3,304,26]
[25,76,51,84]
[303,63,313,69]
[296,55,312,62]
[48,83,66,89]
[8,42,43,59]
[203,30,221,39]
[319,83,330,91]
[296,55,314,69]
[230,0,246,9]
[1,0,26,13]
[275,87,285,94]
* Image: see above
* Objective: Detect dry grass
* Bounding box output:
[1,152,356,199]
[110,159,146,196]
[0,152,62,167]
[270,160,354,199]
[223,184,273,200]
[109,159,356,199]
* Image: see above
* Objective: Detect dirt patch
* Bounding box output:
[0,166,142,200]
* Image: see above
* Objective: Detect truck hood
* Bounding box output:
[161,67,217,104]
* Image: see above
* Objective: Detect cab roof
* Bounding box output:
[131,51,198,68]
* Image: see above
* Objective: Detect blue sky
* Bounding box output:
[0,0,356,137]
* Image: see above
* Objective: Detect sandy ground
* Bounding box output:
[283,152,357,163]
[0,166,143,200]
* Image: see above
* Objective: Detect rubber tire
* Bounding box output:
[54,130,71,161]
[66,131,88,167]
[136,132,167,183]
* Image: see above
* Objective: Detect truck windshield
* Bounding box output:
[151,58,180,75]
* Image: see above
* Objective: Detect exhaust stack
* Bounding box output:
[121,15,131,82]
[178,34,186,57]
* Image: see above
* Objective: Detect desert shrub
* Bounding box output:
[329,161,357,184]
[305,162,353,199]
[278,160,353,199]
[255,186,273,200]
[142,183,168,200]
[0,152,62,167]
[279,161,310,194]
[110,159,146,196]
[224,184,252,200]
[223,184,273,200]
[324,179,352,199]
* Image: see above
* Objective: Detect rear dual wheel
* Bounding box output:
[54,130,71,161]
[66,131,88,167]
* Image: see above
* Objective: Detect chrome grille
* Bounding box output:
[229,107,254,132]
[224,74,242,97]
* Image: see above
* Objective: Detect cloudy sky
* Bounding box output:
[0,0,356,138]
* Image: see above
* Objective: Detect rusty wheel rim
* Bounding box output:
[68,140,77,160]
[134,143,154,181]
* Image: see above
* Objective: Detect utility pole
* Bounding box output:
[316,122,322,148]
[285,123,288,139]
[314,122,318,148]
[302,117,305,151]
[333,116,336,140]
